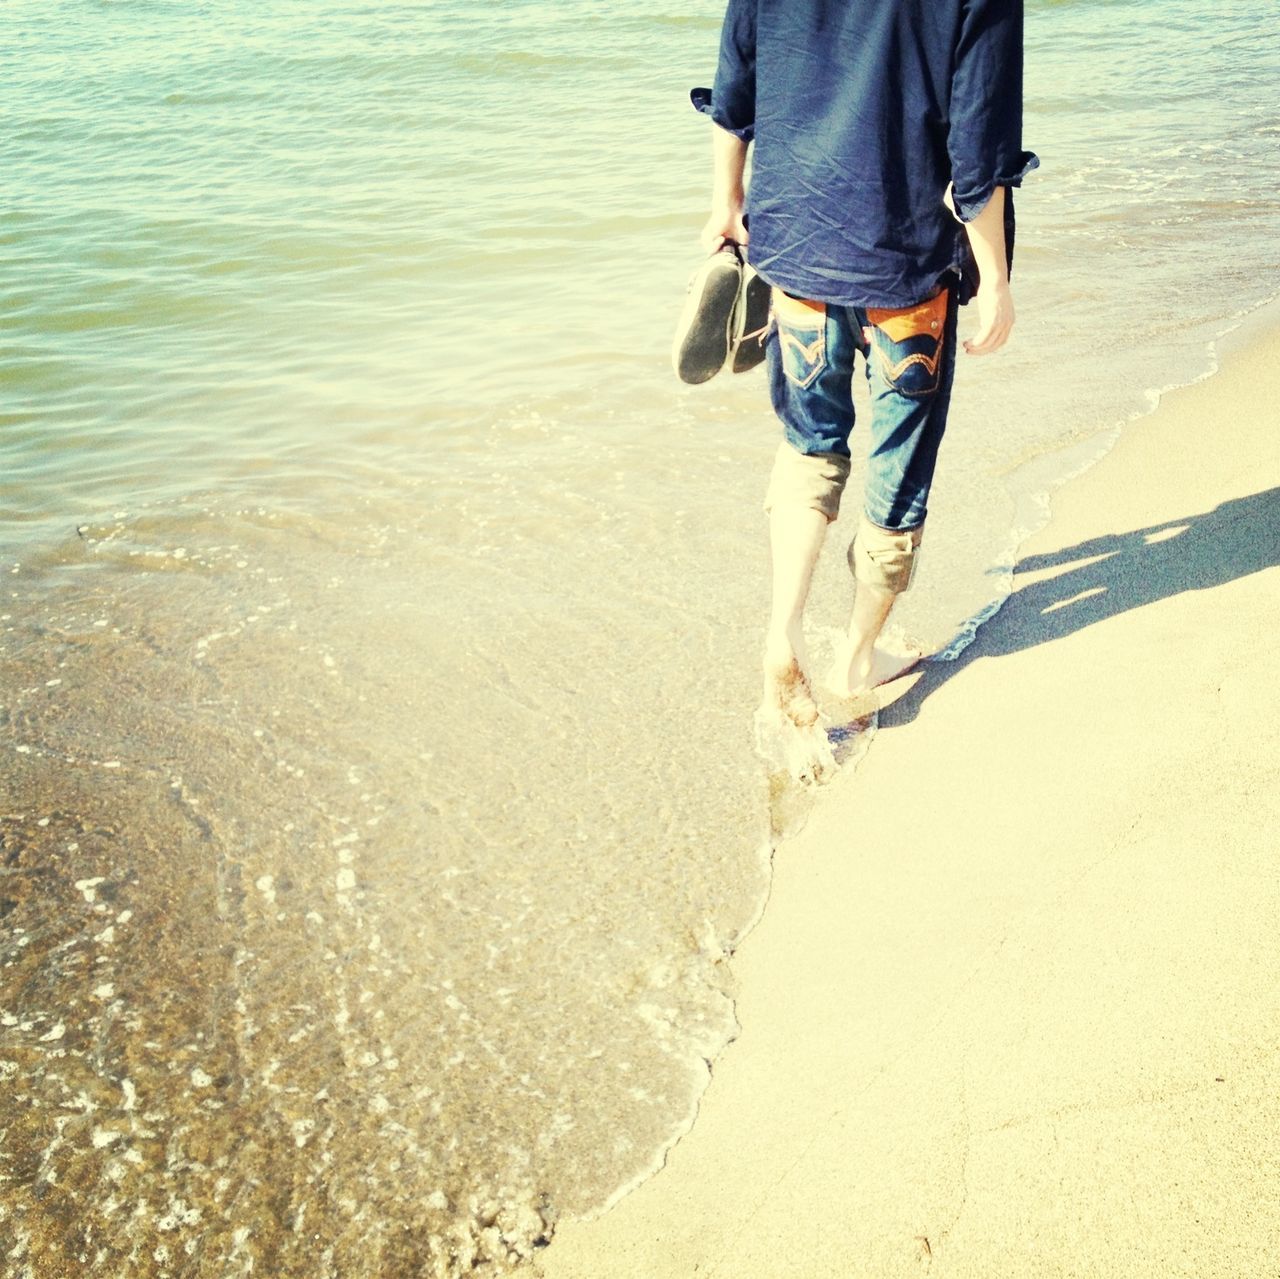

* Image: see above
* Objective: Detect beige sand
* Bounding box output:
[538,319,1280,1278]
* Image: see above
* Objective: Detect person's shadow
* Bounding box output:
[880,486,1280,728]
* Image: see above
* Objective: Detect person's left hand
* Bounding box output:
[964,279,1015,355]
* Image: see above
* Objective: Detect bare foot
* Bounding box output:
[755,643,835,784]
[823,642,922,701]
[761,652,820,728]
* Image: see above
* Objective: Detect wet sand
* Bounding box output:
[538,318,1280,1278]
[0,504,762,1276]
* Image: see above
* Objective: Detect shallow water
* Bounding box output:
[2,1,1279,1274]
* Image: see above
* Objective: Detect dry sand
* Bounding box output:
[538,317,1280,1278]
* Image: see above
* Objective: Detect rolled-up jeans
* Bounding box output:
[763,283,959,594]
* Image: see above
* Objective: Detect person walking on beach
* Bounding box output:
[695,0,1037,777]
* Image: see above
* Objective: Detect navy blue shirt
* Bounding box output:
[694,0,1039,308]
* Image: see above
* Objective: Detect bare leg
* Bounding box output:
[761,503,828,725]
[826,580,899,698]
[824,516,926,699]
[755,501,838,783]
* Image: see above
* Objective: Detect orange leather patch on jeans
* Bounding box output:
[771,288,827,326]
[866,287,948,342]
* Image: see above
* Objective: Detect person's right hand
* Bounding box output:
[964,279,1015,355]
[700,201,748,253]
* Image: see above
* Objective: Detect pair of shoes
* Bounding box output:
[671,243,771,384]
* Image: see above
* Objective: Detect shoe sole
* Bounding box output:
[731,267,771,374]
[672,253,743,385]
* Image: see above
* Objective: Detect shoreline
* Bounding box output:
[536,311,1280,1275]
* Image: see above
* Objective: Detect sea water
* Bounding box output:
[2,1,1278,1274]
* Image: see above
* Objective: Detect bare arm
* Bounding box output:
[700,124,749,251]
[958,185,1014,356]
[946,0,1036,357]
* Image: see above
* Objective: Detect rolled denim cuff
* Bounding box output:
[848,515,924,595]
[952,152,1041,223]
[690,87,756,144]
[763,443,850,522]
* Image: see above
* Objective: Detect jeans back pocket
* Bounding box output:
[866,287,948,398]
[772,289,828,389]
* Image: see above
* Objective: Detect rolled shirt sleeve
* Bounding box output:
[948,0,1039,222]
[690,0,757,143]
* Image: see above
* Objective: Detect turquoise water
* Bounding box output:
[2,2,1279,1274]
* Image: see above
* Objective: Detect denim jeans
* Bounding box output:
[765,283,959,532]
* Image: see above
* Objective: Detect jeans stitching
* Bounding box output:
[870,331,943,398]
[777,323,827,390]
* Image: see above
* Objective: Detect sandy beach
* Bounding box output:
[538,315,1280,1278]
